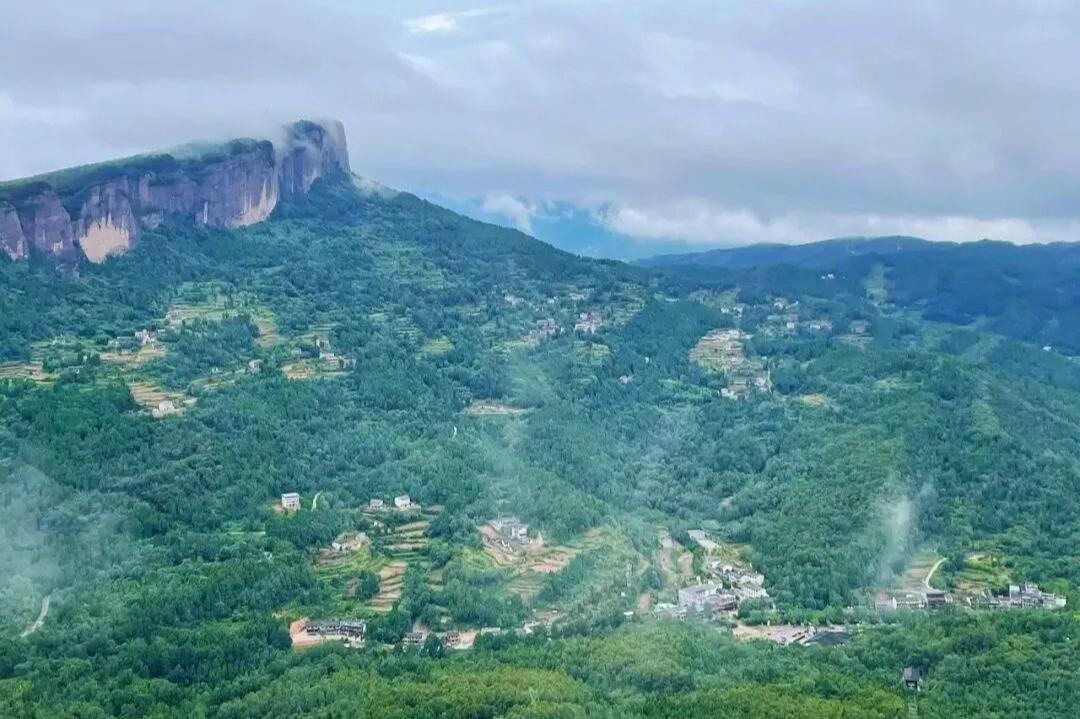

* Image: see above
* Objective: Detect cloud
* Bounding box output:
[595,198,1080,246]
[404,8,501,34]
[482,192,540,233]
[3,1,1080,247]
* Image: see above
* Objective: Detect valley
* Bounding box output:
[2,136,1079,718]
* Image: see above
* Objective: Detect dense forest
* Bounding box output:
[645,237,1080,353]
[2,172,1079,717]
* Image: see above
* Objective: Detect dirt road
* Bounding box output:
[20,595,50,637]
[924,558,946,590]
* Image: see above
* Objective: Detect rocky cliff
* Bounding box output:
[0,119,350,263]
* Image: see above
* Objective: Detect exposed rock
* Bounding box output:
[279,119,350,195]
[0,119,350,264]
[74,181,139,262]
[16,190,77,259]
[0,202,28,260]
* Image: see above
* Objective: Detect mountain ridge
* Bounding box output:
[0,119,349,264]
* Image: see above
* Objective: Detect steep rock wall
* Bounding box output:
[0,119,348,264]
[17,191,77,260]
[0,203,28,260]
[279,119,350,196]
[73,181,140,262]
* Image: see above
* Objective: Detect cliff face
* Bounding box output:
[0,119,350,263]
[0,202,29,260]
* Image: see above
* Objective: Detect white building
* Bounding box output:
[281,492,301,511]
[394,495,412,510]
[678,583,721,608]
[492,517,529,542]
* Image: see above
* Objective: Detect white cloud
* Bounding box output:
[4,1,1080,249]
[597,198,1080,246]
[403,8,501,34]
[482,192,539,233]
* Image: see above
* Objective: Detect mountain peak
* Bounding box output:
[0,119,350,264]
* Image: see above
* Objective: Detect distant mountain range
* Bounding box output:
[638,235,1054,269]
[642,236,1080,354]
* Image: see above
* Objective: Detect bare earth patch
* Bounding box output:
[465,402,530,416]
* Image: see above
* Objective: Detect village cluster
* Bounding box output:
[654,529,771,621]
[487,516,530,550]
[875,582,1066,612]
[758,298,840,338]
[689,328,771,399]
[292,616,540,652]
[278,492,420,514]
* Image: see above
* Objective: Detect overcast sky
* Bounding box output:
[3,0,1080,248]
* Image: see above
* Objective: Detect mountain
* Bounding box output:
[645,236,1080,354]
[638,235,940,269]
[0,119,349,263]
[2,129,1080,717]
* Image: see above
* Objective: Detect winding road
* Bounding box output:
[20,594,50,638]
[924,558,946,590]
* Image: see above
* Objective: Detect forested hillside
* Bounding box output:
[645,237,1080,353]
[2,172,1079,717]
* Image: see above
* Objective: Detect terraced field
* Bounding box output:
[100,344,167,367]
[0,360,53,383]
[571,340,611,366]
[281,358,348,380]
[369,563,407,612]
[506,574,546,602]
[167,284,282,347]
[127,381,192,416]
[476,525,613,605]
[420,337,454,356]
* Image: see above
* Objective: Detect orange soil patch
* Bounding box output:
[289,619,327,650]
[636,593,653,611]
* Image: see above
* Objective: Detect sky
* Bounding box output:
[3,0,1080,258]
